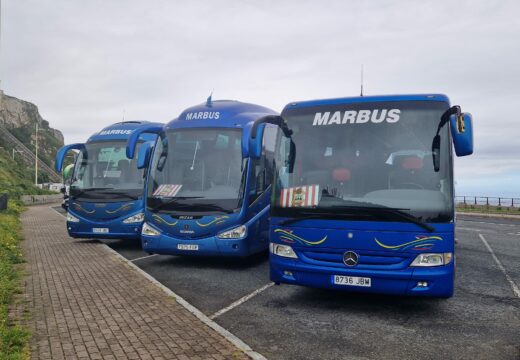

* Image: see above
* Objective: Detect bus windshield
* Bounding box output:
[272,101,454,223]
[147,128,246,214]
[70,140,144,201]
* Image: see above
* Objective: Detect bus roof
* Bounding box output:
[282,94,450,112]
[87,121,157,143]
[165,100,277,131]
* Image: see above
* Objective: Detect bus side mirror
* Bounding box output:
[137,142,154,169]
[55,143,85,172]
[250,115,292,159]
[450,113,473,156]
[250,124,265,158]
[126,123,164,159]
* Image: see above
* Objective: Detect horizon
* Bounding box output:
[1,0,519,197]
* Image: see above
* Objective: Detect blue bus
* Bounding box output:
[268,94,473,297]
[126,99,280,256]
[55,121,160,240]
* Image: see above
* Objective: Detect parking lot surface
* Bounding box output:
[57,207,520,359]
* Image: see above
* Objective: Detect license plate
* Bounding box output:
[177,244,199,251]
[92,228,109,233]
[333,275,371,287]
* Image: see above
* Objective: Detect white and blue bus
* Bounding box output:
[126,99,280,256]
[55,121,160,240]
[268,94,473,297]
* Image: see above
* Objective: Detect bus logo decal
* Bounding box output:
[72,203,96,214]
[105,203,134,214]
[313,109,400,126]
[374,236,443,251]
[185,111,221,120]
[196,216,229,227]
[152,214,178,226]
[275,229,327,246]
[343,251,359,266]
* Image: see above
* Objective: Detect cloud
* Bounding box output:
[2,0,519,195]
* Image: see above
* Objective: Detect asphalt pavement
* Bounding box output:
[56,207,520,360]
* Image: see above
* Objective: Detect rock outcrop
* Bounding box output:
[0,91,64,171]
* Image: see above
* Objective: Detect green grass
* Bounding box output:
[456,204,520,216]
[0,149,45,359]
[0,201,29,359]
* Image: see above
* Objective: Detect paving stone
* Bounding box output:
[21,206,250,360]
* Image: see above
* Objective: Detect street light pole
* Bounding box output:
[12,148,22,159]
[35,122,38,185]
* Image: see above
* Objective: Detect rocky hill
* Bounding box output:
[0,92,64,180]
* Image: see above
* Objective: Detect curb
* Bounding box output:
[457,211,520,220]
[49,206,267,360]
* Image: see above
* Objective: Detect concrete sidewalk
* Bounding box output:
[20,205,251,360]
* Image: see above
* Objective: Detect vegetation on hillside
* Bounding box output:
[0,148,53,199]
[9,123,62,172]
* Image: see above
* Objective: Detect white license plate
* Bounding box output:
[92,228,109,233]
[177,244,199,251]
[333,275,371,287]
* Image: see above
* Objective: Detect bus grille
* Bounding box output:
[300,250,410,270]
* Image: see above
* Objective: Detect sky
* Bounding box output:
[2,0,519,197]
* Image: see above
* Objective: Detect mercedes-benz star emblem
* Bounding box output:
[343,251,359,266]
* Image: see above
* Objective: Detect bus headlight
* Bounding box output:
[217,225,247,239]
[142,222,160,236]
[269,243,298,259]
[123,213,145,224]
[66,213,80,223]
[410,253,452,267]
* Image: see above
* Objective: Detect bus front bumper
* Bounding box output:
[270,255,454,298]
[141,232,259,257]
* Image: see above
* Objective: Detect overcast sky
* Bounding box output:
[2,0,520,196]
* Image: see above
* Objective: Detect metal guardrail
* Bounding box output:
[0,124,61,182]
[456,196,520,208]
[21,194,63,206]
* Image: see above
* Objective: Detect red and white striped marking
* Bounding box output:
[280,185,319,207]
[153,184,183,197]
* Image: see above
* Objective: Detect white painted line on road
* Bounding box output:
[459,219,520,227]
[479,234,520,299]
[209,283,275,320]
[49,205,267,359]
[457,227,499,234]
[457,227,480,232]
[130,254,158,262]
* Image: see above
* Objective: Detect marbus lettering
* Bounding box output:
[98,129,133,135]
[185,111,221,120]
[312,109,400,126]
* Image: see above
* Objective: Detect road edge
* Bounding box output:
[457,211,520,220]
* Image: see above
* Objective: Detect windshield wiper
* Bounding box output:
[95,191,139,200]
[70,187,112,198]
[279,211,371,226]
[149,197,203,212]
[175,203,234,214]
[330,205,435,233]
